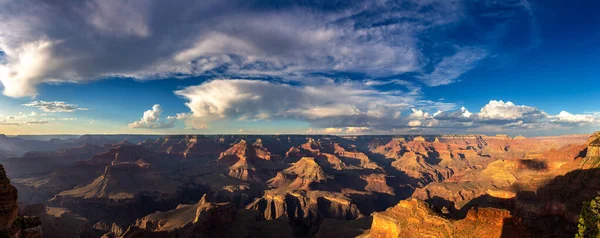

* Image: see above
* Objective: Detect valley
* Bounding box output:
[0,133,597,237]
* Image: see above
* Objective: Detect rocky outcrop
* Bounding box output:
[586,132,600,158]
[368,198,526,238]
[246,190,362,227]
[268,157,330,190]
[0,165,43,238]
[370,137,407,160]
[0,165,18,229]
[333,143,382,170]
[122,195,294,238]
[133,195,235,232]
[19,205,96,238]
[218,139,284,182]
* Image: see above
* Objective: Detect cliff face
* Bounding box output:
[586,132,600,158]
[0,165,18,229]
[245,190,362,225]
[0,164,43,238]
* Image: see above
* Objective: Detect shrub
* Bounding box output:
[576,195,600,238]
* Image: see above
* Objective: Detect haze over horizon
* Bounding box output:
[0,0,599,136]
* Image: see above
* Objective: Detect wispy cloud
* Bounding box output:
[0,119,49,126]
[418,47,489,86]
[22,101,88,113]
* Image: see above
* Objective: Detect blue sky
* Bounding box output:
[0,0,598,135]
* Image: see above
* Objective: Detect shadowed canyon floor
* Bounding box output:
[0,133,597,237]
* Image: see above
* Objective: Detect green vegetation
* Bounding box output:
[576,195,600,238]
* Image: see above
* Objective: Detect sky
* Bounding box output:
[0,0,599,136]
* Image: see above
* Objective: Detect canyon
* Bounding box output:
[0,133,597,237]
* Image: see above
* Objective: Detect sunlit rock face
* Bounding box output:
[246,190,362,225]
[369,198,525,238]
[218,139,284,182]
[248,157,362,224]
[587,132,600,158]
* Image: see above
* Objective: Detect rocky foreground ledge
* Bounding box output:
[0,165,42,238]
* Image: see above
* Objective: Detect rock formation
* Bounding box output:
[0,165,18,229]
[218,139,284,182]
[246,190,362,225]
[133,195,236,232]
[19,204,96,238]
[413,143,589,214]
[0,165,43,238]
[49,146,183,226]
[368,198,526,238]
[268,157,330,190]
[586,132,600,158]
[57,162,177,200]
[121,195,294,238]
[1,133,595,237]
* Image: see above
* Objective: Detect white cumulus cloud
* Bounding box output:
[433,100,599,130]
[174,79,448,131]
[129,104,176,129]
[551,111,597,124]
